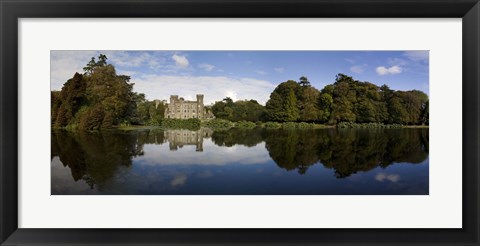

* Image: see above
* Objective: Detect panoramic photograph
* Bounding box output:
[51,50,429,195]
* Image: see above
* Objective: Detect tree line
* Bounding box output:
[52,55,429,130]
[212,74,428,125]
[51,55,166,130]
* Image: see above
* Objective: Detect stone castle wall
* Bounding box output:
[164,94,214,120]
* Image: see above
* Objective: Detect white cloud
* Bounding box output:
[172,54,189,68]
[387,57,408,66]
[376,65,402,75]
[344,58,356,64]
[255,70,267,75]
[170,174,187,186]
[403,51,429,62]
[131,75,276,105]
[116,69,138,76]
[198,63,215,72]
[107,51,151,67]
[375,172,401,183]
[50,51,170,90]
[274,67,285,73]
[350,65,367,74]
[50,50,98,90]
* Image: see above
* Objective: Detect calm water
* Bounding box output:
[51,128,429,195]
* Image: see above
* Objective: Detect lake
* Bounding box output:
[51,127,429,195]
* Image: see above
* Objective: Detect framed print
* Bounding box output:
[1,0,479,245]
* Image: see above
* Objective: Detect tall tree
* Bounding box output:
[298,76,311,87]
[265,80,301,122]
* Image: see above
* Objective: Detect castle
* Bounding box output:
[164,94,214,120]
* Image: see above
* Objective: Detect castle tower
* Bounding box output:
[166,95,179,118]
[170,95,179,105]
[196,94,204,118]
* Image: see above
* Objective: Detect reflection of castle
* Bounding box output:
[164,94,215,119]
[164,128,213,152]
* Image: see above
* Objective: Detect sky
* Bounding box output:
[51,50,429,105]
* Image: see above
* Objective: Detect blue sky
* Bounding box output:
[51,51,428,105]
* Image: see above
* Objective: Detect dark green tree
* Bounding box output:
[298,76,311,87]
[265,80,301,122]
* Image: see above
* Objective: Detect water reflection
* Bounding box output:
[51,128,429,195]
[164,128,213,151]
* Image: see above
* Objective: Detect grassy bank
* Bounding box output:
[66,119,428,132]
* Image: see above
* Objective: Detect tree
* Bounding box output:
[388,96,409,124]
[266,92,286,121]
[298,76,311,87]
[53,54,141,130]
[83,57,97,74]
[284,88,299,121]
[51,91,61,125]
[265,80,301,122]
[318,93,333,123]
[421,100,429,125]
[298,86,320,122]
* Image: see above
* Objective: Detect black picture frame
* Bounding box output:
[1,0,479,245]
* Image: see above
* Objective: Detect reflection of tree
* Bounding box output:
[51,130,145,189]
[211,128,264,147]
[264,128,429,177]
[264,129,323,174]
[52,128,429,188]
[318,129,391,178]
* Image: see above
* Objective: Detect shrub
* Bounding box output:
[162,118,201,130]
[297,122,315,129]
[202,119,234,129]
[282,122,297,129]
[337,122,404,129]
[236,121,256,129]
[264,121,282,129]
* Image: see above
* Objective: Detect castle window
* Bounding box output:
[193,110,195,113]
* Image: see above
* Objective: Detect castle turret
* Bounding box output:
[170,95,179,104]
[196,94,204,118]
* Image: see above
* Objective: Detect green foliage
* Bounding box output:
[298,86,321,122]
[79,104,105,131]
[281,122,298,129]
[235,121,257,129]
[421,100,429,125]
[319,74,428,126]
[296,122,315,129]
[133,99,166,126]
[264,121,282,129]
[337,122,403,129]
[212,98,266,122]
[202,118,234,129]
[161,118,201,130]
[265,80,301,122]
[52,54,143,131]
[281,122,317,129]
[298,76,311,87]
